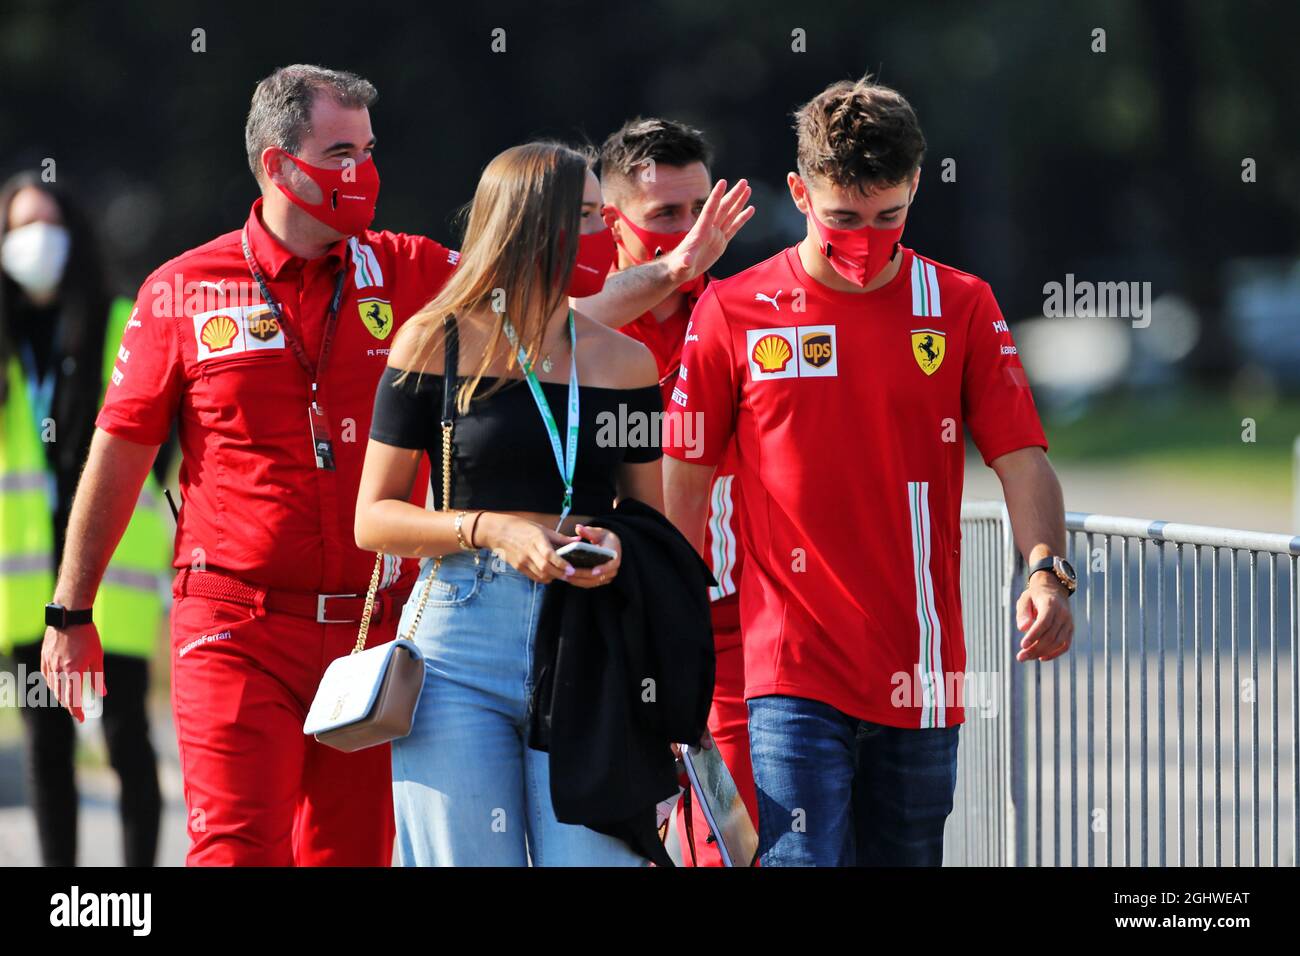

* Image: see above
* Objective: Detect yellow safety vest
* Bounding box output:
[0,354,54,646]
[0,297,172,657]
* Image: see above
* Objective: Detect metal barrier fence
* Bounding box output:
[945,501,1300,867]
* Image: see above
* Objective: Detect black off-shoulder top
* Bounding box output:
[369,366,663,515]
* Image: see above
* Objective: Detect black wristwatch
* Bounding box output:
[45,603,94,628]
[1027,556,1077,595]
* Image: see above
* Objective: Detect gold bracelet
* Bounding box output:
[454,510,475,551]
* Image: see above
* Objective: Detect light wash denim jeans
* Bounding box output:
[390,548,647,867]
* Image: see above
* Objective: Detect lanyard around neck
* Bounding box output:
[501,309,579,529]
[240,227,347,384]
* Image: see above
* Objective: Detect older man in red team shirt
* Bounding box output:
[39,65,463,866]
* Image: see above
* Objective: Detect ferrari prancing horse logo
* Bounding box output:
[358,297,394,340]
[911,328,945,375]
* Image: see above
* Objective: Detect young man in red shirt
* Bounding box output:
[580,117,756,865]
[40,65,458,865]
[663,77,1076,866]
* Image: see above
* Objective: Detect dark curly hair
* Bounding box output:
[794,75,926,193]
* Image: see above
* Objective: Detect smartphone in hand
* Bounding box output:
[554,541,617,569]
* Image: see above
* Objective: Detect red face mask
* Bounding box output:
[805,187,912,287]
[271,150,381,237]
[611,207,705,296]
[566,226,617,297]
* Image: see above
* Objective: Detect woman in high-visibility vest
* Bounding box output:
[0,172,172,866]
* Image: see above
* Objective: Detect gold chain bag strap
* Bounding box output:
[304,314,462,752]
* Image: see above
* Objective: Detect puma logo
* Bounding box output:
[754,290,782,310]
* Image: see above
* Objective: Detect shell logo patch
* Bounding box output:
[746,327,798,379]
[200,315,238,352]
[752,333,793,373]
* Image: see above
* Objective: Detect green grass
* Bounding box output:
[1042,389,1299,492]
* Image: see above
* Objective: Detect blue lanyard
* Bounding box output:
[501,310,580,529]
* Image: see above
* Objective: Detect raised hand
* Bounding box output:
[662,178,755,284]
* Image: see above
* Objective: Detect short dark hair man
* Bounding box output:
[663,76,1075,866]
[41,64,459,865]
[586,116,757,865]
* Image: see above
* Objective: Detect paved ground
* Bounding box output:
[0,701,189,867]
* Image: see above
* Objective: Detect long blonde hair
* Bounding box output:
[397,141,592,412]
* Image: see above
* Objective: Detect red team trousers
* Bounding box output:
[170,583,400,866]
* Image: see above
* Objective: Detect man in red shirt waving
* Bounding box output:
[580,117,756,865]
[40,65,458,865]
[663,76,1075,866]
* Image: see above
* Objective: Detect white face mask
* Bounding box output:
[1,221,71,299]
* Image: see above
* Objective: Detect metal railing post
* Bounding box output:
[1002,501,1030,867]
[960,500,1300,867]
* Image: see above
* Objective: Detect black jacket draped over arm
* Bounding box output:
[527,497,717,867]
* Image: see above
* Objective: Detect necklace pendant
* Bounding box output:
[541,356,553,374]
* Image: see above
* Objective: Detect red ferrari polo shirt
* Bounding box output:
[96,198,458,594]
[664,245,1047,728]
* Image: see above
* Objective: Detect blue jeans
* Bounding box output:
[390,549,647,867]
[747,695,960,866]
